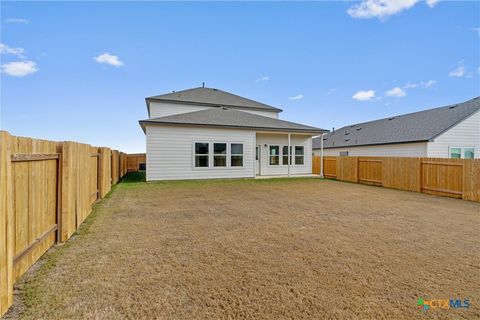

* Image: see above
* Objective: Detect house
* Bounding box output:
[313,97,480,159]
[139,87,327,181]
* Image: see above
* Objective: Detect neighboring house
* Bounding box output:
[139,87,327,181]
[313,97,480,159]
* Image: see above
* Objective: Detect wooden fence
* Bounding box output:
[127,153,146,172]
[312,156,480,202]
[0,131,127,316]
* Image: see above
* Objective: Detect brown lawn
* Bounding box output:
[7,173,480,319]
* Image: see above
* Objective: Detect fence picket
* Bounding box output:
[0,131,128,317]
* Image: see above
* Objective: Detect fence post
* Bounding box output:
[98,147,111,198]
[0,131,14,317]
[418,158,423,193]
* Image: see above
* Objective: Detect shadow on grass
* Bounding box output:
[121,171,146,183]
[119,171,323,188]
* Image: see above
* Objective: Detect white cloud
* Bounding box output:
[449,61,466,77]
[94,53,124,67]
[0,43,25,58]
[255,76,269,82]
[404,80,437,89]
[347,0,439,20]
[385,87,406,98]
[1,61,38,77]
[5,18,29,24]
[288,94,303,100]
[420,80,436,87]
[352,90,376,101]
[426,0,440,8]
[347,0,418,19]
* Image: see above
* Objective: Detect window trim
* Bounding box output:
[281,145,292,166]
[269,145,280,166]
[463,147,475,159]
[213,142,227,168]
[193,142,210,169]
[294,145,305,165]
[192,141,246,170]
[230,143,244,167]
[449,146,475,159]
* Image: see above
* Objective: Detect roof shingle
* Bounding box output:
[313,97,480,149]
[147,87,282,112]
[140,107,327,134]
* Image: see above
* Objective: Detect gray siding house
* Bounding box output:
[313,97,480,159]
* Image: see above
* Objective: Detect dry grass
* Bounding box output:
[8,174,480,319]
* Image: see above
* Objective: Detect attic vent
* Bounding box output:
[356,127,362,131]
[345,131,350,135]
[345,138,350,142]
[388,117,395,121]
[213,88,218,91]
[222,107,228,110]
[449,105,457,109]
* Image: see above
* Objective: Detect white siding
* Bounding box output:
[149,101,279,119]
[427,111,480,158]
[241,109,279,118]
[313,142,428,157]
[149,102,211,118]
[256,133,313,176]
[146,125,255,181]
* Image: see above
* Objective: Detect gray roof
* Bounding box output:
[146,87,282,114]
[313,96,480,149]
[140,107,327,134]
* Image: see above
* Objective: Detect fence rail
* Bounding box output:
[0,131,128,316]
[313,156,480,202]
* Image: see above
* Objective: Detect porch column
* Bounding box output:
[288,133,291,177]
[320,133,324,178]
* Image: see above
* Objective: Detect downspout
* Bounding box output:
[288,133,291,177]
[320,133,324,178]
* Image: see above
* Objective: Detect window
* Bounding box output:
[464,147,475,159]
[194,142,209,167]
[282,146,291,165]
[231,143,243,167]
[269,146,279,165]
[255,146,259,161]
[450,147,461,159]
[214,143,227,167]
[295,146,304,165]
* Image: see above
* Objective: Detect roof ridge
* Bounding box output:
[333,96,480,131]
[146,87,283,112]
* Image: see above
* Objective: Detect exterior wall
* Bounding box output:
[149,102,211,118]
[427,111,480,158]
[256,133,313,176]
[149,101,279,119]
[146,125,255,181]
[313,142,428,157]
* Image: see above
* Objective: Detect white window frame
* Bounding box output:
[281,145,291,166]
[192,141,245,170]
[230,143,244,168]
[463,147,475,159]
[213,142,227,168]
[449,146,475,159]
[294,146,305,165]
[269,145,280,166]
[193,142,210,169]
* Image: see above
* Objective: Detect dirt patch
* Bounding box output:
[7,176,480,319]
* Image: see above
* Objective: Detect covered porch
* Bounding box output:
[254,131,325,178]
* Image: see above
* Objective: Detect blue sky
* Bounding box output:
[1,1,479,153]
